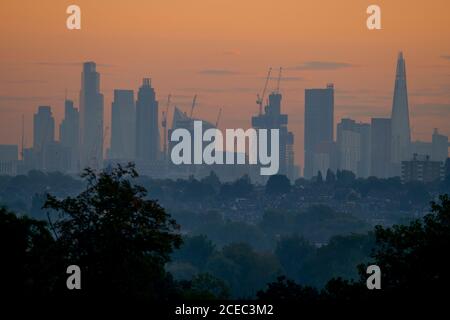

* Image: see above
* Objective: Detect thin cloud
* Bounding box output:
[413,103,450,116]
[2,80,48,84]
[32,62,115,68]
[267,76,304,82]
[288,61,354,71]
[221,50,241,56]
[0,95,58,102]
[198,69,241,76]
[178,87,254,93]
[440,55,450,61]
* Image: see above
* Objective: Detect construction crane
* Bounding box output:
[162,94,171,161]
[256,67,272,115]
[20,114,25,160]
[215,107,222,128]
[190,94,197,118]
[275,67,282,93]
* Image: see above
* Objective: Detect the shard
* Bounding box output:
[390,52,411,175]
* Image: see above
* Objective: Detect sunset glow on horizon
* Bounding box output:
[1,0,449,167]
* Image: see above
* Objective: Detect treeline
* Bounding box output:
[1,164,449,307]
[2,167,450,218]
[170,205,370,250]
[169,232,374,297]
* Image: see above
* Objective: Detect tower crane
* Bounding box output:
[162,94,171,161]
[190,94,197,118]
[275,67,282,93]
[215,107,222,128]
[256,67,272,115]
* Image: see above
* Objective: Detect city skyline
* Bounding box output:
[1,1,450,170]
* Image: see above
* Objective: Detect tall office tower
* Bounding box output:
[33,106,55,151]
[371,118,391,178]
[79,62,104,170]
[60,99,79,171]
[33,106,55,169]
[312,141,338,178]
[390,52,411,175]
[304,84,334,179]
[252,92,294,179]
[432,128,449,163]
[337,118,361,175]
[411,140,432,157]
[110,90,136,160]
[336,119,371,177]
[135,78,159,163]
[0,145,18,175]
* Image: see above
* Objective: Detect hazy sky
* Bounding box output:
[1,0,449,168]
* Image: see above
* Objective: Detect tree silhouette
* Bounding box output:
[43,163,182,301]
[265,174,291,195]
[0,207,63,298]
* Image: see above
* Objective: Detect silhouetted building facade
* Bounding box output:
[0,144,18,175]
[59,99,79,172]
[110,89,135,160]
[432,128,448,163]
[33,105,55,170]
[312,141,337,178]
[402,154,444,183]
[136,78,159,163]
[252,92,295,181]
[44,142,71,172]
[337,118,371,178]
[304,84,334,179]
[390,52,411,176]
[371,118,391,178]
[79,62,104,170]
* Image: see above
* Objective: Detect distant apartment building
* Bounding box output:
[44,142,72,172]
[336,118,371,177]
[59,99,79,172]
[371,118,391,178]
[110,89,135,160]
[312,141,337,178]
[401,154,444,183]
[411,140,432,158]
[432,128,449,163]
[304,84,334,179]
[0,144,18,175]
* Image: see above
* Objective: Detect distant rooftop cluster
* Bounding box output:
[0,53,448,183]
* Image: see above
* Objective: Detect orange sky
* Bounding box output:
[1,0,449,168]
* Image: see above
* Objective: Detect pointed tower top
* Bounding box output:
[396,51,406,79]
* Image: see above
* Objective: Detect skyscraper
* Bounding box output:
[0,144,18,175]
[337,118,371,177]
[110,89,135,160]
[33,106,55,170]
[371,118,391,178]
[60,99,79,171]
[390,52,411,175]
[432,128,449,163]
[337,118,361,175]
[252,91,294,180]
[33,106,55,151]
[304,84,334,179]
[135,78,159,163]
[79,62,104,170]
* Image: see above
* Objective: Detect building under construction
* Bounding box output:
[251,68,296,182]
